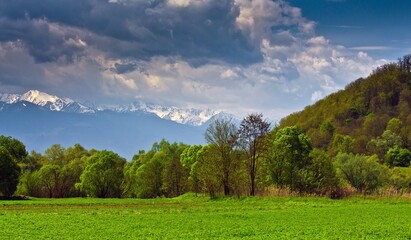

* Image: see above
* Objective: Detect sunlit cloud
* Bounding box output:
[0,0,388,120]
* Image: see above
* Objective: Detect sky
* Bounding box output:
[0,0,410,121]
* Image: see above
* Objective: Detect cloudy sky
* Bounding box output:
[0,0,410,120]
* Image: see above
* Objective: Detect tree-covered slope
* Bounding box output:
[279,55,411,156]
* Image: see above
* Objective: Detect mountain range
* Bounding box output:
[0,90,232,159]
[0,90,223,126]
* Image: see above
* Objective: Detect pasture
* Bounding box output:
[1,195,410,239]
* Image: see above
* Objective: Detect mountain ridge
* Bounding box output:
[0,90,95,114]
[0,89,230,126]
[0,100,208,159]
[0,89,234,158]
[279,55,411,155]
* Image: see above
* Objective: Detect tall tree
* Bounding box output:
[76,150,126,198]
[238,113,270,196]
[195,144,224,198]
[134,151,165,198]
[0,136,27,197]
[161,142,188,198]
[180,145,203,194]
[0,146,20,197]
[0,135,28,163]
[204,118,238,195]
[266,126,313,192]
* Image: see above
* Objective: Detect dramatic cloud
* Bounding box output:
[0,0,387,120]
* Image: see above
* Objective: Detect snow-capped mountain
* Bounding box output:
[0,90,232,126]
[0,90,237,158]
[0,90,94,113]
[112,101,221,126]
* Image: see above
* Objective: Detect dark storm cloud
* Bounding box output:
[0,17,88,63]
[0,0,261,65]
[112,62,137,74]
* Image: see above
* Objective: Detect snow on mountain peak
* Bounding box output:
[20,90,75,110]
[0,90,94,113]
[0,90,229,126]
[111,101,221,126]
[0,93,20,103]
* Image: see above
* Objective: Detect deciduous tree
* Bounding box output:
[204,119,238,195]
[238,113,270,196]
[0,146,20,197]
[77,150,126,198]
[266,126,312,192]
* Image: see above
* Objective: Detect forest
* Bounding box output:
[1,55,411,199]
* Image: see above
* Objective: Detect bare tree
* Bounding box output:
[398,54,411,73]
[204,118,238,195]
[238,113,270,196]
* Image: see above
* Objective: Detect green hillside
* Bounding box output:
[280,55,411,158]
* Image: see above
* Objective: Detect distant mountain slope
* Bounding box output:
[279,55,411,154]
[0,90,239,158]
[0,90,228,126]
[110,101,221,126]
[0,90,95,113]
[0,102,207,159]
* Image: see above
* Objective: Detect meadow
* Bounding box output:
[1,194,410,239]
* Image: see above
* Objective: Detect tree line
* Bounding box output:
[1,113,410,199]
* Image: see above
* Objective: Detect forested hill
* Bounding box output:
[279,54,411,156]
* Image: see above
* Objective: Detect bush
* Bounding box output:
[386,147,411,167]
[334,153,390,194]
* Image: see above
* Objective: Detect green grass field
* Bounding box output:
[1,194,410,239]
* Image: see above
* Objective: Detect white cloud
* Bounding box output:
[235,0,313,44]
[166,0,211,7]
[65,38,87,48]
[0,0,388,121]
[350,46,392,51]
[220,69,238,79]
[307,36,328,45]
[311,91,323,102]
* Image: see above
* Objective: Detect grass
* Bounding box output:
[0,194,410,239]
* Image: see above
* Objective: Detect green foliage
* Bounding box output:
[162,150,186,198]
[195,145,224,198]
[45,144,67,165]
[37,164,60,198]
[22,151,45,172]
[385,146,411,167]
[16,144,89,198]
[205,118,238,195]
[329,134,354,156]
[77,150,126,198]
[0,146,20,197]
[389,167,411,192]
[305,149,339,194]
[0,135,28,163]
[334,153,390,193]
[122,156,142,198]
[386,118,402,134]
[15,171,42,197]
[123,140,189,199]
[180,145,202,171]
[279,56,411,157]
[266,126,313,192]
[367,130,403,159]
[134,152,164,198]
[180,145,203,194]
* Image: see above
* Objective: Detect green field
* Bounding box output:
[1,195,410,239]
